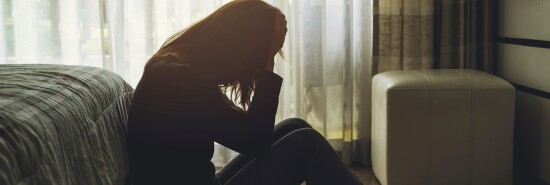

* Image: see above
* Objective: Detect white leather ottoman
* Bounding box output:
[371,69,515,185]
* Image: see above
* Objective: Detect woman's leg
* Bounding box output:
[216,118,312,184]
[223,128,362,185]
[271,118,313,143]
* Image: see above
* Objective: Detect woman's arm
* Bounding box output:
[211,70,282,156]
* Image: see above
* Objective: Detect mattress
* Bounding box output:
[0,65,134,185]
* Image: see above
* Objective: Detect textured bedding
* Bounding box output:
[0,65,133,185]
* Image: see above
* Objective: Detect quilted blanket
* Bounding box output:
[0,65,133,185]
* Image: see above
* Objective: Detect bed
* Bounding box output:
[0,64,133,185]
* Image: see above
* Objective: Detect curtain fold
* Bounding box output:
[434,0,496,73]
[1,0,373,167]
[1,0,106,66]
[350,0,374,165]
[373,0,435,75]
[373,0,495,75]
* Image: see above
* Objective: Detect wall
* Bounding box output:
[496,0,550,184]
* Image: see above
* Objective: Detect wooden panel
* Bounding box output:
[497,44,550,93]
[515,91,550,184]
[499,0,550,41]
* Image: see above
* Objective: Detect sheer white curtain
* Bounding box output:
[1,0,107,66]
[1,0,372,167]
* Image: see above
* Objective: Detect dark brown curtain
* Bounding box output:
[434,0,497,73]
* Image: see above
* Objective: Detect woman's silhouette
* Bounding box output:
[126,0,363,184]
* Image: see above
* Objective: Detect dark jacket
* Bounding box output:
[126,57,283,185]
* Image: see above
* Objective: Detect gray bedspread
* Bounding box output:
[0,65,133,185]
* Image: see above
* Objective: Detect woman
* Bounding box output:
[126,0,363,184]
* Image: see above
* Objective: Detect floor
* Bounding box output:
[349,164,550,185]
[349,165,381,185]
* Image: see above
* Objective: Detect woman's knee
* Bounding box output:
[274,128,325,148]
[273,118,313,142]
[276,118,312,130]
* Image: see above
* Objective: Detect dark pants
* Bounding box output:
[215,118,363,185]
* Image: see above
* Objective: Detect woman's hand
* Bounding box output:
[265,11,287,72]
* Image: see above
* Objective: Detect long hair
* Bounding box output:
[147,0,280,110]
